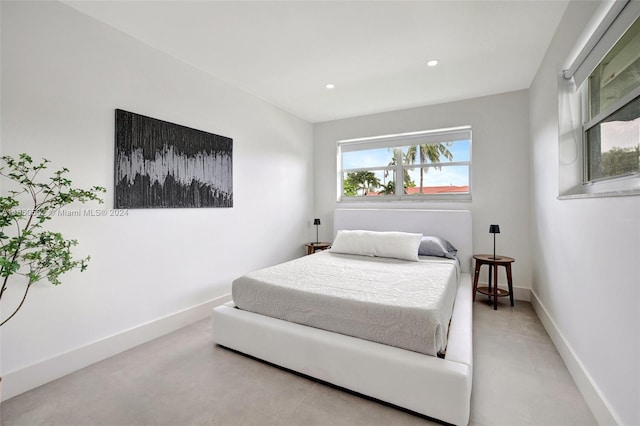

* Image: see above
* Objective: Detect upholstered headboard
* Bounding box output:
[334,209,473,273]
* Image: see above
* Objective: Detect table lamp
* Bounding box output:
[314,218,321,244]
[489,224,501,260]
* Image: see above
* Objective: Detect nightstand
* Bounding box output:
[472,254,515,310]
[305,242,331,255]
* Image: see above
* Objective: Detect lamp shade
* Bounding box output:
[314,218,321,225]
[489,224,500,234]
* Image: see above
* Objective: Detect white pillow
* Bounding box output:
[329,230,422,261]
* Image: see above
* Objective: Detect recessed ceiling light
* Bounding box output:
[325,83,335,89]
[427,59,439,67]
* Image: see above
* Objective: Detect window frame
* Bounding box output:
[582,13,640,186]
[337,126,472,202]
[560,0,640,198]
[582,87,640,184]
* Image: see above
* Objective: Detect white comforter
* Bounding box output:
[232,251,460,356]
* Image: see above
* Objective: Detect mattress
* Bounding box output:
[232,251,460,356]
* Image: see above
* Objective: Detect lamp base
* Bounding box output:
[489,256,502,260]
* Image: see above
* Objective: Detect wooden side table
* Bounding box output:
[472,254,515,310]
[305,242,331,255]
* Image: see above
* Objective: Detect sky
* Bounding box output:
[600,116,640,152]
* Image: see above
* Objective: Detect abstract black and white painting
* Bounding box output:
[114,109,233,209]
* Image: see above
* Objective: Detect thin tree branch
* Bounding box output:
[0,281,33,327]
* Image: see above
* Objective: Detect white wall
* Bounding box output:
[0,0,313,398]
[314,90,532,295]
[529,2,639,425]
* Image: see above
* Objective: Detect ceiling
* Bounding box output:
[64,1,569,123]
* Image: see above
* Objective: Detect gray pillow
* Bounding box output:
[418,236,458,259]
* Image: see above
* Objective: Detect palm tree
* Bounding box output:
[344,171,381,196]
[405,143,453,193]
[379,180,395,195]
[384,148,415,194]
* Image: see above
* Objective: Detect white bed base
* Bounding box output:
[212,209,473,426]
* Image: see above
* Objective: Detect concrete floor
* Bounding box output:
[1,300,597,426]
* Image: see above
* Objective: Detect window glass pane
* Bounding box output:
[586,95,640,181]
[401,141,468,165]
[338,126,471,200]
[403,166,470,195]
[342,170,395,197]
[448,140,471,162]
[589,17,640,118]
[342,148,396,169]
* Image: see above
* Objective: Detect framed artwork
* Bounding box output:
[114,109,233,208]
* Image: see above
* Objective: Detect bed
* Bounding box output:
[212,209,473,425]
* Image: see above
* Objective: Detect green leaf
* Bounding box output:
[0,153,104,326]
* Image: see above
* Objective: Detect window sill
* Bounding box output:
[558,188,640,200]
[559,174,640,200]
[338,195,472,203]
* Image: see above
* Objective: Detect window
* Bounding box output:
[562,1,640,197]
[337,127,471,201]
[585,16,640,183]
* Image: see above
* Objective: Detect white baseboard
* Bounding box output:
[1,293,232,402]
[513,285,530,302]
[530,290,620,426]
